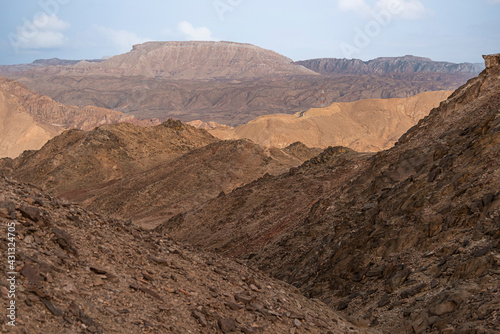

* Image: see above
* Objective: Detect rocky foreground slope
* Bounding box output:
[200,90,451,152]
[157,57,500,333]
[0,177,370,334]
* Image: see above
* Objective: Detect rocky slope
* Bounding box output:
[0,76,148,158]
[0,43,472,126]
[80,140,321,229]
[156,57,500,333]
[0,177,369,334]
[295,56,484,76]
[201,90,452,152]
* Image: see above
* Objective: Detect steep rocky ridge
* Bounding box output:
[295,56,484,76]
[80,140,321,229]
[156,59,500,332]
[201,90,452,152]
[0,177,369,333]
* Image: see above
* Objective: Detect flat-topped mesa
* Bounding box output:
[483,53,500,69]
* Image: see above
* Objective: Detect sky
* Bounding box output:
[0,0,499,65]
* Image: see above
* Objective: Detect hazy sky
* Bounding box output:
[0,0,499,65]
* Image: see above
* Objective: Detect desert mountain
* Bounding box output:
[198,90,452,152]
[0,120,320,228]
[85,41,318,79]
[156,55,500,332]
[0,42,474,125]
[0,178,369,334]
[0,41,317,80]
[0,76,144,158]
[1,120,218,195]
[0,89,61,159]
[295,55,484,76]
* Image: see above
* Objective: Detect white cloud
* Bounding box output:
[33,13,71,31]
[14,13,70,49]
[177,21,218,41]
[337,0,432,20]
[375,0,432,20]
[338,0,371,15]
[94,25,152,53]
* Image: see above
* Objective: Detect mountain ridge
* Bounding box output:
[295,55,484,76]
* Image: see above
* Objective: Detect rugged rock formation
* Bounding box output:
[0,177,369,333]
[295,55,484,76]
[80,139,321,229]
[201,90,452,152]
[156,58,500,332]
[483,54,500,69]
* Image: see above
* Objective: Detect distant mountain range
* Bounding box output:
[0,42,479,125]
[294,55,484,76]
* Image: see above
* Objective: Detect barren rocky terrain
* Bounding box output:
[0,177,369,334]
[0,121,321,229]
[201,90,452,152]
[155,59,500,332]
[2,41,499,333]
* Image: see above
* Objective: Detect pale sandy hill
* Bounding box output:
[0,76,148,158]
[207,90,452,152]
[0,90,62,158]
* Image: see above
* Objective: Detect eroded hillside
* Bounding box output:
[156,57,500,333]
